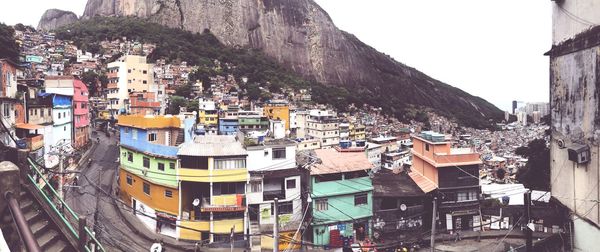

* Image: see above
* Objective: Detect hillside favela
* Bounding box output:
[0,1,597,252]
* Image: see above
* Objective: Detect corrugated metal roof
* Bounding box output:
[178,135,246,157]
[311,148,373,175]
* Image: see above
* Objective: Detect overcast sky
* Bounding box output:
[2,0,551,111]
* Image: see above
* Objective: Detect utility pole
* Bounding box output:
[273,198,279,252]
[524,191,532,252]
[230,225,234,252]
[58,153,64,200]
[430,197,437,252]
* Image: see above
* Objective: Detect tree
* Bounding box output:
[516,139,550,191]
[167,96,187,115]
[175,84,193,98]
[0,23,20,62]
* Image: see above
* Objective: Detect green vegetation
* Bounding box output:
[55,17,500,129]
[515,139,550,191]
[0,23,20,62]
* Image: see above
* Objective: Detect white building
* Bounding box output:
[306,109,340,148]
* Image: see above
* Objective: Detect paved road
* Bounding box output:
[65,132,154,251]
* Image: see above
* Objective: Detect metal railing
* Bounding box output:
[27,158,105,252]
[5,191,41,252]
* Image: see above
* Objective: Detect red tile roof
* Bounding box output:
[311,148,373,175]
[407,170,437,193]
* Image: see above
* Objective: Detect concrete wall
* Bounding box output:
[120,146,178,188]
[552,1,600,44]
[119,168,179,215]
[246,145,296,172]
[572,217,600,252]
[549,45,600,228]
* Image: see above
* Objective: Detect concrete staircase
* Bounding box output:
[175,128,185,145]
[1,190,74,251]
[250,221,261,251]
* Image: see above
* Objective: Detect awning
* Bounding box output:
[407,170,437,193]
[15,123,44,130]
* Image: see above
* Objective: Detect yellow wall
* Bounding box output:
[199,111,218,126]
[213,219,244,234]
[119,168,179,215]
[179,168,248,183]
[118,115,181,129]
[212,194,239,205]
[179,220,210,240]
[264,105,290,130]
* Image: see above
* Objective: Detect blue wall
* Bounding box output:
[119,126,178,158]
[218,119,239,135]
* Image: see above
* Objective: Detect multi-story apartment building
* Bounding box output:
[218,116,239,135]
[547,1,600,250]
[17,82,51,164]
[339,122,350,141]
[309,148,374,247]
[263,100,290,131]
[198,98,218,126]
[73,79,90,148]
[307,109,340,148]
[0,59,20,148]
[117,115,193,238]
[177,135,248,246]
[128,91,161,116]
[245,139,304,250]
[49,94,72,149]
[410,131,482,232]
[349,123,366,141]
[106,55,156,116]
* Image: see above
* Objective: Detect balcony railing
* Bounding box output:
[25,134,44,150]
[201,195,246,212]
[263,189,285,201]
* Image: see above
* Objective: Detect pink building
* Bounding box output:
[73,79,90,148]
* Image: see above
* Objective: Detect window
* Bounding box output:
[142,80,147,84]
[286,179,296,189]
[273,201,293,215]
[315,199,328,211]
[126,175,133,185]
[143,182,150,195]
[165,190,173,198]
[132,129,138,140]
[158,163,165,171]
[169,162,175,170]
[250,181,262,192]
[148,132,157,142]
[34,109,37,115]
[128,80,132,84]
[64,126,66,131]
[124,127,130,133]
[214,159,246,170]
[127,152,133,162]
[272,148,286,159]
[354,193,368,206]
[63,112,66,118]
[58,112,61,119]
[142,70,147,74]
[128,69,132,73]
[425,144,429,151]
[143,157,150,168]
[213,183,245,195]
[457,190,478,202]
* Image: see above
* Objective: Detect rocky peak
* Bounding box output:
[37,9,79,31]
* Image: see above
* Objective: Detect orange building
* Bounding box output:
[263,100,290,130]
[409,131,482,232]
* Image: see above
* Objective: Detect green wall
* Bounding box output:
[120,146,178,188]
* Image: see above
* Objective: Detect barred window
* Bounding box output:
[214,158,246,170]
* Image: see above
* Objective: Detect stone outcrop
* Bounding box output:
[37,9,79,31]
[80,0,503,125]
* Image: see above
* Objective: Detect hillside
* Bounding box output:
[56,16,501,128]
[0,23,20,62]
[37,9,79,31]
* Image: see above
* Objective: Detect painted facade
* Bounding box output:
[411,132,482,232]
[263,100,290,130]
[50,94,72,147]
[177,135,248,245]
[307,109,340,148]
[0,59,19,148]
[106,55,157,116]
[218,117,239,135]
[73,79,90,148]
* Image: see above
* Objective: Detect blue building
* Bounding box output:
[218,117,239,135]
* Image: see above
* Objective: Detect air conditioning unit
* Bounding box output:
[568,144,590,165]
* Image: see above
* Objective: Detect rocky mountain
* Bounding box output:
[76,0,502,128]
[37,9,79,31]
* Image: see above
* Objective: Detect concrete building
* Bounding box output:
[49,94,72,148]
[177,135,248,246]
[106,55,156,116]
[20,83,53,164]
[0,59,20,148]
[525,102,549,117]
[517,111,527,126]
[547,1,600,250]
[198,97,218,127]
[128,91,161,116]
[245,139,304,250]
[117,115,193,238]
[410,131,482,232]
[309,148,374,247]
[263,100,290,131]
[307,109,340,148]
[73,79,90,149]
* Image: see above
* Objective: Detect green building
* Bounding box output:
[309,148,374,247]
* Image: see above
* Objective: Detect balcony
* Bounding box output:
[201,195,246,212]
[263,189,285,201]
[107,83,118,89]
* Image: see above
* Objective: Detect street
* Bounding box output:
[65,132,160,251]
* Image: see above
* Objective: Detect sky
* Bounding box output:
[1,1,551,112]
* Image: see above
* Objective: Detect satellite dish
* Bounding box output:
[193,198,200,207]
[150,243,162,252]
[400,204,407,211]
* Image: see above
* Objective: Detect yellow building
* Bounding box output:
[263,100,290,130]
[177,135,248,244]
[350,123,366,141]
[198,98,218,126]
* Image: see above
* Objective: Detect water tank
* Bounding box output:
[339,140,351,149]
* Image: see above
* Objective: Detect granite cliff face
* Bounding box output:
[81,0,503,126]
[37,9,79,31]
